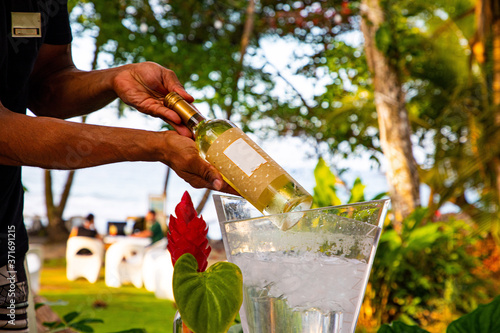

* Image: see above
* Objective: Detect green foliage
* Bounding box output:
[40,261,177,333]
[69,0,355,124]
[369,209,492,326]
[311,157,496,330]
[43,310,103,333]
[312,157,342,207]
[227,324,244,333]
[373,0,500,237]
[312,157,386,207]
[375,23,392,54]
[173,253,243,333]
[378,296,500,333]
[318,40,380,160]
[378,321,430,333]
[349,177,367,203]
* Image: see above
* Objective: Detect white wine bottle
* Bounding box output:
[164,92,312,227]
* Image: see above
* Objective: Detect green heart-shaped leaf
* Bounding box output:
[446,296,500,333]
[173,253,243,333]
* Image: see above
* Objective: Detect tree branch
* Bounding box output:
[56,170,75,216]
[262,55,313,111]
[196,188,211,215]
[226,0,255,119]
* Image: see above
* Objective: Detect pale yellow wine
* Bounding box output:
[164,92,312,223]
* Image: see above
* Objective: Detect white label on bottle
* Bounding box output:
[223,138,267,176]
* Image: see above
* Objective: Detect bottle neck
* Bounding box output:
[185,113,205,132]
[164,92,207,133]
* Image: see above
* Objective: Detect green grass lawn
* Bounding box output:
[39,259,178,332]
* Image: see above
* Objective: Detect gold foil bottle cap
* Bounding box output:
[164,91,183,109]
[164,92,200,124]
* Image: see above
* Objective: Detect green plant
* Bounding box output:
[39,261,177,332]
[39,308,103,333]
[312,157,386,208]
[367,209,492,328]
[167,191,243,333]
[378,295,500,332]
[311,158,496,331]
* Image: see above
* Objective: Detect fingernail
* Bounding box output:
[212,179,223,191]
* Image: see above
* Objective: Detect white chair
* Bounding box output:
[26,244,43,293]
[66,236,104,283]
[153,251,175,301]
[142,238,168,292]
[105,241,147,288]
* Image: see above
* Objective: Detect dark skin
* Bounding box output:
[0,43,237,194]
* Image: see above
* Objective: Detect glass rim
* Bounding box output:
[213,194,390,226]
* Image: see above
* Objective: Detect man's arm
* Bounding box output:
[27,44,193,137]
[0,103,229,192]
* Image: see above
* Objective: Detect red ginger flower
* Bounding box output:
[167,191,211,272]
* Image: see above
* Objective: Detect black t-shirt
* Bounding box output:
[76,227,98,238]
[0,0,72,266]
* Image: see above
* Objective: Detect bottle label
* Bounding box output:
[223,138,267,177]
[205,128,286,210]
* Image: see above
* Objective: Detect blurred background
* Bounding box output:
[24,0,500,332]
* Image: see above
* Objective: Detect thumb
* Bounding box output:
[204,163,223,191]
[203,163,240,195]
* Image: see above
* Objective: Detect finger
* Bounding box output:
[172,85,194,103]
[168,122,194,138]
[202,165,240,196]
[157,107,183,124]
[217,182,240,196]
[202,163,225,191]
[179,154,240,194]
[137,101,193,138]
[161,70,194,103]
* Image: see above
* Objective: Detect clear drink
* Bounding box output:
[233,252,372,333]
[215,196,390,333]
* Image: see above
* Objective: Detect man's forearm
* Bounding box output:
[0,108,163,169]
[26,43,127,119]
[27,44,192,136]
[28,66,122,119]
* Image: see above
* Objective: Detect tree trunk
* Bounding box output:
[491,3,500,205]
[360,0,421,228]
[196,189,212,215]
[44,169,75,242]
[42,32,102,242]
[225,0,255,119]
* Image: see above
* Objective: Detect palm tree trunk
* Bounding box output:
[492,7,500,202]
[360,0,421,228]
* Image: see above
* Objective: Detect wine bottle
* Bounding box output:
[164,92,312,226]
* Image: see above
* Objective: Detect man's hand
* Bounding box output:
[161,131,238,195]
[113,62,194,137]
